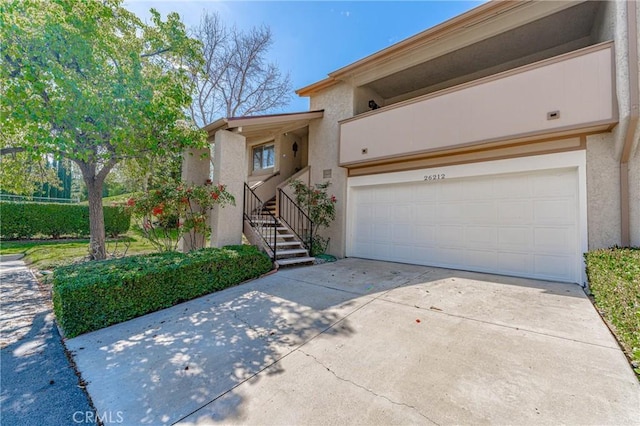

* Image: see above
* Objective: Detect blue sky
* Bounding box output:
[124,1,483,112]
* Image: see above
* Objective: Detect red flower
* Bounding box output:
[330,195,337,203]
[126,198,135,207]
[180,197,189,204]
[218,184,226,191]
[205,179,212,186]
[210,192,219,200]
[152,205,164,216]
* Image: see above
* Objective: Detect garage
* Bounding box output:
[346,153,587,283]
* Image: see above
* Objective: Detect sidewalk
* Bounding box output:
[0,255,96,426]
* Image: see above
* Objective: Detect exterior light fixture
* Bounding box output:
[292,141,298,157]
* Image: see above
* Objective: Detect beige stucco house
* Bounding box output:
[183,0,639,285]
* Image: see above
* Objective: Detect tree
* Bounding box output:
[189,11,292,127]
[1,0,205,259]
[0,150,61,198]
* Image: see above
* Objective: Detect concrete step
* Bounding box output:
[275,241,303,247]
[261,233,296,239]
[275,249,308,257]
[250,218,281,225]
[276,257,315,267]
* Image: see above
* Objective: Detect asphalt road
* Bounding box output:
[0,256,96,426]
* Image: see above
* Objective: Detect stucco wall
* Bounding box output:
[308,82,354,257]
[211,130,246,248]
[586,133,621,249]
[587,0,640,248]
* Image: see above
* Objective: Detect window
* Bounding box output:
[253,143,275,171]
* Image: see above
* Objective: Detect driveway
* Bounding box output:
[67,258,640,425]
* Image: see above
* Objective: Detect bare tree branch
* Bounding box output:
[189,12,292,126]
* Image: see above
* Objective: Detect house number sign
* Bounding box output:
[424,173,445,181]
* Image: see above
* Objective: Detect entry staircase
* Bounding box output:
[244,184,315,267]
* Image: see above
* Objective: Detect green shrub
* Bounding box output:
[585,247,640,373]
[0,201,130,239]
[52,245,272,337]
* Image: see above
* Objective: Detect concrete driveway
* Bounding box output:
[67,258,640,425]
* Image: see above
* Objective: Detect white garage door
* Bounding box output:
[348,167,581,283]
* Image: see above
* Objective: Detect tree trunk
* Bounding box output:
[85,178,107,260]
[78,160,113,261]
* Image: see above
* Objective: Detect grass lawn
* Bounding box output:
[79,192,142,206]
[585,247,640,376]
[0,234,157,270]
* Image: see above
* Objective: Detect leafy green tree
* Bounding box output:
[1,0,205,259]
[0,151,60,198]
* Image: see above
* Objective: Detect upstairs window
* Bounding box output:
[253,143,275,171]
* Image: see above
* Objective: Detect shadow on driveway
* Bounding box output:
[66,258,640,425]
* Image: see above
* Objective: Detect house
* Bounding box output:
[183,0,639,285]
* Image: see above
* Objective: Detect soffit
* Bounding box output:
[297,1,599,96]
[203,110,323,142]
[367,1,601,99]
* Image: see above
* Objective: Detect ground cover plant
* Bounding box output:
[52,245,272,337]
[585,247,640,375]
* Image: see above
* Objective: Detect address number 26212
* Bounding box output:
[424,173,445,181]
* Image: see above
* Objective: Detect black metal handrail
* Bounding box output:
[244,183,277,261]
[277,188,314,256]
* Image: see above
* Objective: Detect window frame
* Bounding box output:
[252,143,275,172]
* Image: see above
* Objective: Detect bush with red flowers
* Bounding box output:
[126,182,234,252]
[288,179,337,255]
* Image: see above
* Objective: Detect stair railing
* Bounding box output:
[244,183,277,261]
[277,188,314,256]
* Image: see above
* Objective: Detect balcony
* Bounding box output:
[339,42,616,167]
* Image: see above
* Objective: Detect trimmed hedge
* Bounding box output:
[585,247,640,373]
[52,245,272,337]
[0,201,130,239]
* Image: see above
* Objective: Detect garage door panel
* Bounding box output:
[494,174,532,198]
[437,225,465,247]
[533,170,576,196]
[534,199,575,223]
[534,227,575,253]
[393,204,412,221]
[467,226,498,248]
[464,179,495,199]
[349,167,580,282]
[534,254,573,278]
[374,204,391,220]
[437,247,465,266]
[466,201,497,223]
[439,180,465,200]
[437,202,467,221]
[374,224,391,242]
[498,200,533,224]
[465,249,498,270]
[498,252,533,275]
[498,227,533,250]
[392,224,413,243]
[415,224,436,242]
